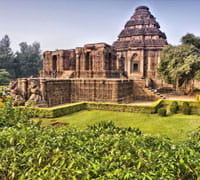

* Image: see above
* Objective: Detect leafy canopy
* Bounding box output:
[0,69,11,85]
[158,33,200,88]
[0,35,42,81]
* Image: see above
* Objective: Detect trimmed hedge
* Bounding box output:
[197,95,200,101]
[158,108,167,117]
[19,102,87,118]
[86,102,154,114]
[18,100,164,118]
[86,100,164,114]
[182,102,191,115]
[0,101,3,108]
[162,100,200,115]
[17,99,200,118]
[169,101,179,114]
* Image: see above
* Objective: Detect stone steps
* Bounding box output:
[147,87,166,99]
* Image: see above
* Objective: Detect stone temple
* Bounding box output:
[11,6,169,107]
[113,6,167,81]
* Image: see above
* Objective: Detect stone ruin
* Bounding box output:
[11,6,169,107]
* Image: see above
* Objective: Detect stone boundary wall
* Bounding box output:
[45,79,133,106]
[17,78,160,107]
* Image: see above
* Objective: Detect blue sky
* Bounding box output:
[0,0,200,52]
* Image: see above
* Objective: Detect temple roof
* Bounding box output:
[113,6,167,50]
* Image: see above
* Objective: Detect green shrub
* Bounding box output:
[152,99,164,113]
[86,102,155,114]
[182,102,191,115]
[196,95,200,101]
[0,101,3,108]
[0,98,35,128]
[0,121,200,179]
[193,88,200,93]
[158,108,167,117]
[17,100,165,118]
[169,101,179,114]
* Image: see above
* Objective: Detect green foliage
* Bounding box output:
[20,100,200,120]
[0,98,34,128]
[158,33,200,91]
[192,88,200,93]
[181,33,200,49]
[162,99,200,115]
[24,100,164,118]
[196,95,200,101]
[169,101,179,114]
[182,102,192,115]
[86,102,155,114]
[0,120,200,179]
[20,102,87,118]
[0,101,3,108]
[15,42,42,78]
[0,99,200,179]
[0,35,14,77]
[158,44,200,89]
[34,109,200,142]
[0,69,11,85]
[152,99,164,113]
[0,35,42,80]
[194,70,200,80]
[158,108,167,117]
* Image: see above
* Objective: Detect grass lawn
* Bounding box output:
[34,110,200,142]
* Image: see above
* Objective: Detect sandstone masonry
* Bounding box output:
[12,6,166,107]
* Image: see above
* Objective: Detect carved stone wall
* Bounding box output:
[70,79,133,103]
[17,78,135,107]
[40,49,76,78]
[75,43,120,78]
[40,43,121,79]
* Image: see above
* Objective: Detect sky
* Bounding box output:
[0,0,200,52]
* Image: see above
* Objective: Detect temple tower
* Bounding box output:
[113,6,167,82]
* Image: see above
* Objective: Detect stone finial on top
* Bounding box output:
[135,6,149,11]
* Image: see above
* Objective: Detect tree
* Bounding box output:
[158,42,200,91]
[0,35,14,77]
[0,69,11,85]
[181,33,200,49]
[194,70,200,80]
[15,42,42,78]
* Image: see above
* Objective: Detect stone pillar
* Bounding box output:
[140,49,145,78]
[21,78,28,99]
[40,79,47,102]
[75,49,81,78]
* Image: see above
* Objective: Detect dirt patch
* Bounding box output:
[51,122,69,128]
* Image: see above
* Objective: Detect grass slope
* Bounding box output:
[34,110,200,142]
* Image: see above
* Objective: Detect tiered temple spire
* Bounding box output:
[113,6,167,50]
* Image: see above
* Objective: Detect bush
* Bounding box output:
[158,108,167,117]
[21,100,164,118]
[193,88,200,93]
[0,98,34,128]
[182,102,191,115]
[196,95,200,101]
[86,102,155,114]
[0,101,3,108]
[169,101,179,114]
[0,121,200,179]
